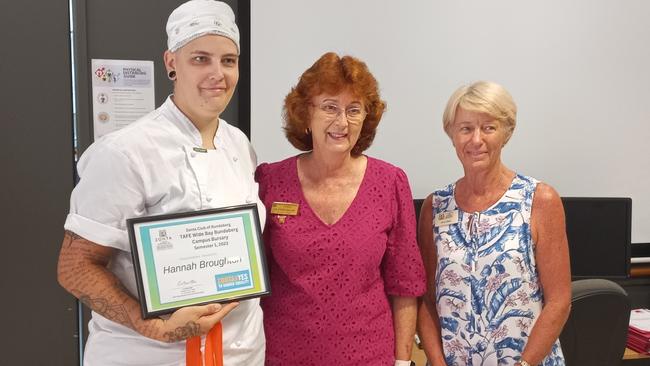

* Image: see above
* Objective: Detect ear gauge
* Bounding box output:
[167,70,176,80]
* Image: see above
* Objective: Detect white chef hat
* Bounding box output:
[166,0,240,54]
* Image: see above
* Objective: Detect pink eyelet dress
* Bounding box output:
[255,156,426,366]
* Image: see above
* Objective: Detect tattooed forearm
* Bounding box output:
[162,321,201,342]
[58,230,152,337]
[76,293,137,330]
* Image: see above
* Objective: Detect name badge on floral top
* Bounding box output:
[435,210,459,227]
[271,202,299,224]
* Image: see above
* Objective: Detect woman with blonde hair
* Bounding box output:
[418,81,571,366]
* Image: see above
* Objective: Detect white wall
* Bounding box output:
[251,0,650,243]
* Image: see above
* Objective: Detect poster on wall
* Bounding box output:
[91,59,155,140]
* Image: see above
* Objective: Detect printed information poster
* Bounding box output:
[91,59,155,140]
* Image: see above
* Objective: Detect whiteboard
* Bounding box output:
[250,0,650,243]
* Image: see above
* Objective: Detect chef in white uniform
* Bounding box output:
[56,1,266,365]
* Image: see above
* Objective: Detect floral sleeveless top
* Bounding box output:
[432,174,565,366]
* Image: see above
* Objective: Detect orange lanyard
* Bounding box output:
[186,322,223,366]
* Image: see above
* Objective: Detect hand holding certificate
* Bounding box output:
[128,204,270,318]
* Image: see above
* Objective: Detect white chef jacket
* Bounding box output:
[64,96,266,366]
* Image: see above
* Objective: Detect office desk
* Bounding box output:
[626,348,650,359]
[624,347,650,365]
[631,264,650,278]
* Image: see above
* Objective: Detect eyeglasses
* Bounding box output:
[314,101,367,124]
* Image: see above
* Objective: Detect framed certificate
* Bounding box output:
[127,204,270,318]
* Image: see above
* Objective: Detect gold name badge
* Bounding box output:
[435,210,459,227]
[270,202,300,216]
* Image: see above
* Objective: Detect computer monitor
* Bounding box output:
[561,197,631,279]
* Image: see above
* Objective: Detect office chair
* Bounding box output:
[559,279,631,366]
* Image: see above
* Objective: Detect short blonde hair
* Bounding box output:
[442,81,517,145]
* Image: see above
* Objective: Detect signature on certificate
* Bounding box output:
[177,280,198,286]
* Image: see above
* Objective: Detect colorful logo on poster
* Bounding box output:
[94,66,120,83]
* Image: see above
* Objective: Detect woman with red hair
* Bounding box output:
[256,52,426,365]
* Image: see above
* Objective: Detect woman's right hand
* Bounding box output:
[144,302,239,343]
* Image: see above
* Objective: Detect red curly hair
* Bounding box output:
[283,52,386,156]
